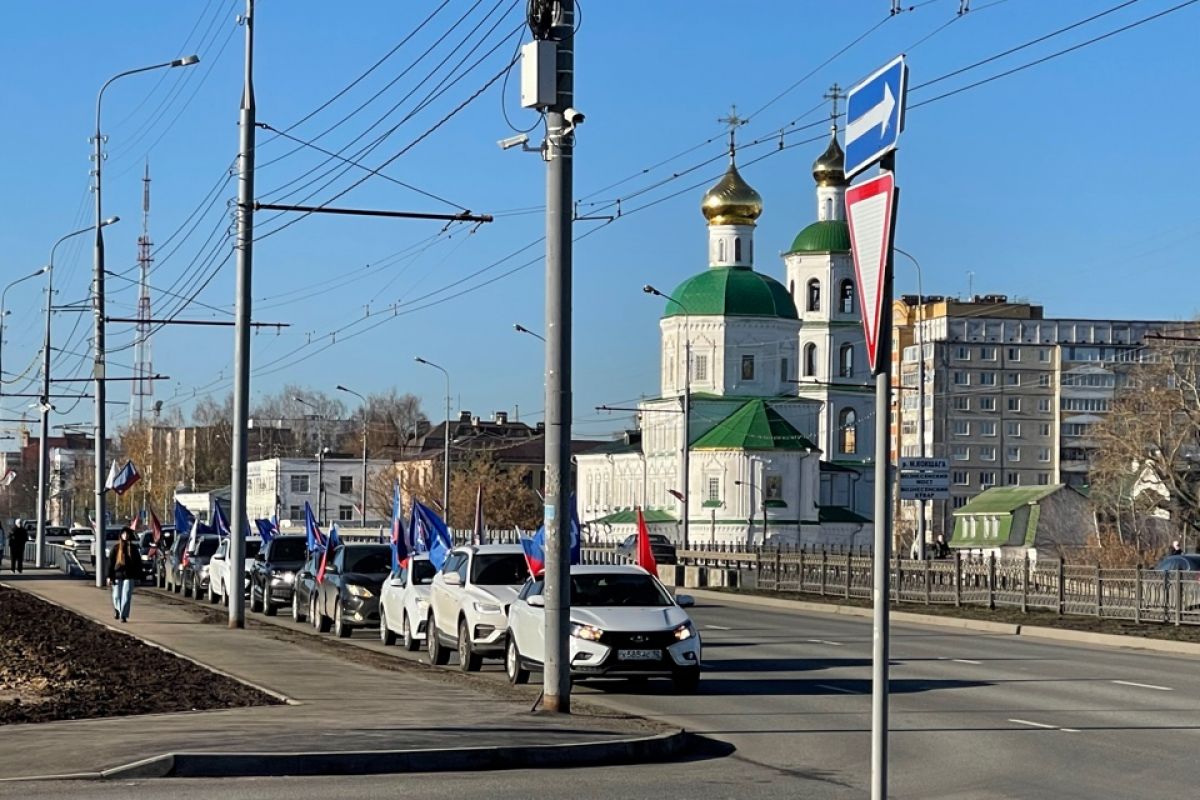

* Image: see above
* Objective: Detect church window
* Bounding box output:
[692,354,708,382]
[840,280,855,314]
[748,240,753,261]
[718,239,726,262]
[789,280,795,299]
[807,279,821,312]
[780,357,789,383]
[741,355,755,381]
[839,408,857,454]
[765,475,783,501]
[706,477,720,503]
[803,343,817,377]
[839,343,854,378]
[824,197,833,220]
[734,237,742,262]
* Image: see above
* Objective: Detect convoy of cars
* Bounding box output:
[249,535,306,616]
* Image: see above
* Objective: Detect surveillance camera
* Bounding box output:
[564,107,585,126]
[497,133,530,151]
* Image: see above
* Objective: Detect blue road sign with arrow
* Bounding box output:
[844,55,907,179]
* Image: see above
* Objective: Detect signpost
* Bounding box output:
[846,53,908,800]
[899,457,951,501]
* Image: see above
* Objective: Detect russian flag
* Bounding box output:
[390,481,408,573]
[520,527,545,577]
[106,459,141,496]
[149,507,163,545]
[304,502,326,553]
[317,523,342,583]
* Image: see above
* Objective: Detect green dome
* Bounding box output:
[788,220,850,253]
[663,266,798,320]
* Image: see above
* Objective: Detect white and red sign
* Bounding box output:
[846,172,897,374]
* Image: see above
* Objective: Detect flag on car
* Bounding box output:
[174,501,195,537]
[471,483,486,546]
[149,507,163,544]
[106,459,141,495]
[304,501,326,553]
[519,527,545,577]
[635,506,657,574]
[411,501,452,570]
[254,518,275,543]
[317,523,342,583]
[390,481,408,573]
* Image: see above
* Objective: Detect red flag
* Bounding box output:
[635,507,657,575]
[149,507,163,544]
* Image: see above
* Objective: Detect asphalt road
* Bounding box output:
[15,590,1200,799]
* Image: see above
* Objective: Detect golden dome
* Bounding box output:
[812,133,847,187]
[701,161,763,226]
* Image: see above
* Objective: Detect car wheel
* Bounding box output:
[402,612,418,652]
[207,578,218,604]
[458,619,482,672]
[263,594,278,617]
[672,667,701,694]
[194,576,203,601]
[505,635,529,685]
[250,586,263,614]
[380,606,397,646]
[292,591,306,623]
[428,614,450,665]
[314,597,331,634]
[335,603,351,639]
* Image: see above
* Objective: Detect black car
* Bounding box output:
[312,544,391,638]
[179,535,220,599]
[616,533,678,566]
[163,534,191,591]
[291,552,323,624]
[250,535,307,616]
[1153,554,1200,571]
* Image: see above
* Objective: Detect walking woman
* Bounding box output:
[107,527,144,622]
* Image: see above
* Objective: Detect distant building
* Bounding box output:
[949,484,1094,561]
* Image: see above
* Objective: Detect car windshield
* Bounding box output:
[139,533,155,548]
[270,538,306,562]
[570,573,674,607]
[244,541,262,559]
[410,559,436,585]
[1158,555,1200,570]
[648,535,671,545]
[472,553,528,586]
[344,547,390,575]
[195,539,219,558]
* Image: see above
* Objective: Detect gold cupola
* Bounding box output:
[812,133,847,187]
[700,160,763,227]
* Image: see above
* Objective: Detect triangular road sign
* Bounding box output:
[846,172,897,374]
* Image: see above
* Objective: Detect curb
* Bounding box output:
[99,729,692,779]
[690,587,1200,656]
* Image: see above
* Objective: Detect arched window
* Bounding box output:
[718,239,726,262]
[840,279,855,314]
[803,343,817,377]
[807,279,820,312]
[824,197,833,220]
[839,408,857,454]
[734,237,742,262]
[839,343,854,378]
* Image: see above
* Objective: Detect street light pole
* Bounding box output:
[895,248,926,560]
[294,397,326,524]
[93,53,199,590]
[336,385,368,527]
[734,479,766,544]
[414,358,451,518]
[643,284,691,551]
[1,267,49,396]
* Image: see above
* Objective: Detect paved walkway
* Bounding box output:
[0,571,663,780]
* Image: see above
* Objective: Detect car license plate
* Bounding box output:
[618,649,659,661]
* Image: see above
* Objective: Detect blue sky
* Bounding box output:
[1,0,1197,444]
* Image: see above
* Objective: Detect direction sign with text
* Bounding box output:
[846,172,897,375]
[845,54,907,179]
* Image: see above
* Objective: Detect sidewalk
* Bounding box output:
[0,571,682,780]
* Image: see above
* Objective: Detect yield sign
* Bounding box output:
[846,172,897,374]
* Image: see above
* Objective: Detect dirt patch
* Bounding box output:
[0,586,280,725]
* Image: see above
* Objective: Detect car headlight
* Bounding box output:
[347,584,374,598]
[673,622,695,642]
[271,571,295,586]
[473,601,503,615]
[570,623,604,642]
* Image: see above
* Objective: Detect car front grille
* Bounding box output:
[599,630,676,649]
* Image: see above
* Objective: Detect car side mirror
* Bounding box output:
[675,594,695,608]
[389,578,404,588]
[444,572,462,586]
[527,595,545,608]
[211,554,224,561]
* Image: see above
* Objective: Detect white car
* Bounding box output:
[379,554,436,651]
[427,544,529,672]
[205,537,263,604]
[505,564,702,692]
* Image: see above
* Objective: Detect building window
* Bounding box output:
[693,354,708,382]
[741,354,755,381]
[980,346,997,361]
[1037,473,1050,485]
[1006,373,1021,386]
[840,280,855,314]
[807,279,821,312]
[1007,422,1022,437]
[1039,348,1052,363]
[338,505,353,521]
[1008,347,1021,361]
[952,445,969,461]
[706,478,720,503]
[803,343,817,377]
[1038,397,1052,413]
[953,496,969,509]
[291,474,310,493]
[953,470,970,486]
[733,238,742,262]
[953,371,970,386]
[980,371,997,386]
[718,239,726,262]
[1007,472,1020,485]
[340,475,353,493]
[1038,447,1051,462]
[1039,423,1051,437]
[1007,446,1021,462]
[780,357,789,383]
[956,345,971,361]
[839,408,857,454]
[980,446,996,461]
[765,475,783,500]
[953,396,970,411]
[288,505,301,521]
[839,344,854,378]
[1007,397,1021,412]
[1038,374,1052,387]
[980,421,996,437]
[980,397,996,411]
[953,420,970,436]
[980,471,997,487]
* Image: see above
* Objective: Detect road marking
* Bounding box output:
[816,683,859,694]
[1112,679,1172,692]
[706,624,732,631]
[1009,718,1076,732]
[806,638,844,646]
[953,658,982,665]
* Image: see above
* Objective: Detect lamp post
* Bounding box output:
[93,54,199,590]
[1,267,49,394]
[35,220,118,567]
[293,396,328,524]
[513,323,546,342]
[895,248,927,559]
[734,479,767,545]
[336,384,368,527]
[642,284,691,550]
[414,357,451,518]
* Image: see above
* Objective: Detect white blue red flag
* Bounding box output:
[106,460,141,496]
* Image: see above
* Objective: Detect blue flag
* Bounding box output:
[389,482,407,573]
[211,498,231,539]
[254,518,275,543]
[411,501,452,570]
[174,501,195,537]
[304,501,325,553]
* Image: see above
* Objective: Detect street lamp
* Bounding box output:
[35,219,119,566]
[336,384,368,527]
[93,54,199,590]
[734,479,768,545]
[1,266,49,392]
[414,357,451,519]
[894,247,928,560]
[642,284,692,550]
[293,396,328,523]
[513,323,546,342]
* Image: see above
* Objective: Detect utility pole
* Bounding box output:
[228,0,255,628]
[896,248,926,559]
[539,0,575,714]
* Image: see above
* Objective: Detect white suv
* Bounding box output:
[427,544,528,671]
[379,554,436,651]
[206,537,262,604]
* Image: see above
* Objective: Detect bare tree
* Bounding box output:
[339,388,425,459]
[407,451,542,530]
[253,384,347,457]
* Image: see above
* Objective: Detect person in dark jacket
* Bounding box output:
[8,520,28,573]
[107,527,144,622]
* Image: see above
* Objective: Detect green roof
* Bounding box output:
[691,399,817,451]
[954,485,1063,515]
[663,266,798,320]
[788,220,850,254]
[818,506,871,524]
[591,508,676,525]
